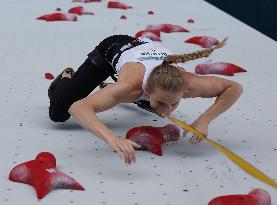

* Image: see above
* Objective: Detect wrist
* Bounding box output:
[198,114,211,125]
[105,134,119,143]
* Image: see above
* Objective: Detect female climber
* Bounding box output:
[47,35,243,165]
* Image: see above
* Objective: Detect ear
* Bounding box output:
[145,85,151,96]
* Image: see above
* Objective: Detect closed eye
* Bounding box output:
[158,101,179,107]
[172,101,180,106]
[158,101,166,106]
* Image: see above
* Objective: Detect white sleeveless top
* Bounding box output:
[115,37,172,101]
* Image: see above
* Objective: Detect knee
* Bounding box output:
[49,104,71,122]
[49,110,70,122]
[48,90,77,122]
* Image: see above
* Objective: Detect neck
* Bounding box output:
[181,73,195,98]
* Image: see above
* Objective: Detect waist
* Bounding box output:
[92,35,148,68]
[87,35,148,77]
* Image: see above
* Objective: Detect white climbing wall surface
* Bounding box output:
[0,0,276,204]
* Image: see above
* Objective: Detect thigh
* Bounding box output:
[48,58,110,122]
[70,58,110,98]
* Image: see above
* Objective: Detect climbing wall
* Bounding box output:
[0,0,276,204]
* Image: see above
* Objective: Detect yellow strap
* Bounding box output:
[165,115,277,189]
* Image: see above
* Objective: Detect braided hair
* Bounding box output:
[146,38,228,93]
[163,38,228,64]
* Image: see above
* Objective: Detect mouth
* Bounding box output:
[153,109,165,117]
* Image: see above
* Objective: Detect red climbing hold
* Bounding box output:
[187,19,194,23]
[68,6,94,15]
[37,13,77,21]
[72,0,101,2]
[145,23,189,33]
[107,1,133,9]
[208,188,271,205]
[55,8,62,11]
[135,30,161,42]
[185,36,219,48]
[45,72,54,80]
[126,124,180,156]
[120,15,127,19]
[159,124,180,142]
[195,62,247,76]
[9,152,85,199]
[147,10,154,15]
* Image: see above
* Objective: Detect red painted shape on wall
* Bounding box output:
[9,152,85,199]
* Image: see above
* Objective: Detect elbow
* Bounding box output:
[232,82,243,98]
[236,82,243,96]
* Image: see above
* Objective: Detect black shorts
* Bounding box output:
[48,35,142,122]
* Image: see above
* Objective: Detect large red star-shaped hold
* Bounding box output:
[9,152,85,199]
[126,124,180,156]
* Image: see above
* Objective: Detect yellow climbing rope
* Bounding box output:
[162,114,277,189]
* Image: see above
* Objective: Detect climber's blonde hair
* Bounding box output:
[147,63,185,93]
[147,38,228,93]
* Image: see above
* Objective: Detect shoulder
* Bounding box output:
[115,62,146,101]
[118,62,145,86]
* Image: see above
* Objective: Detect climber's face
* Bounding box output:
[147,87,183,116]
